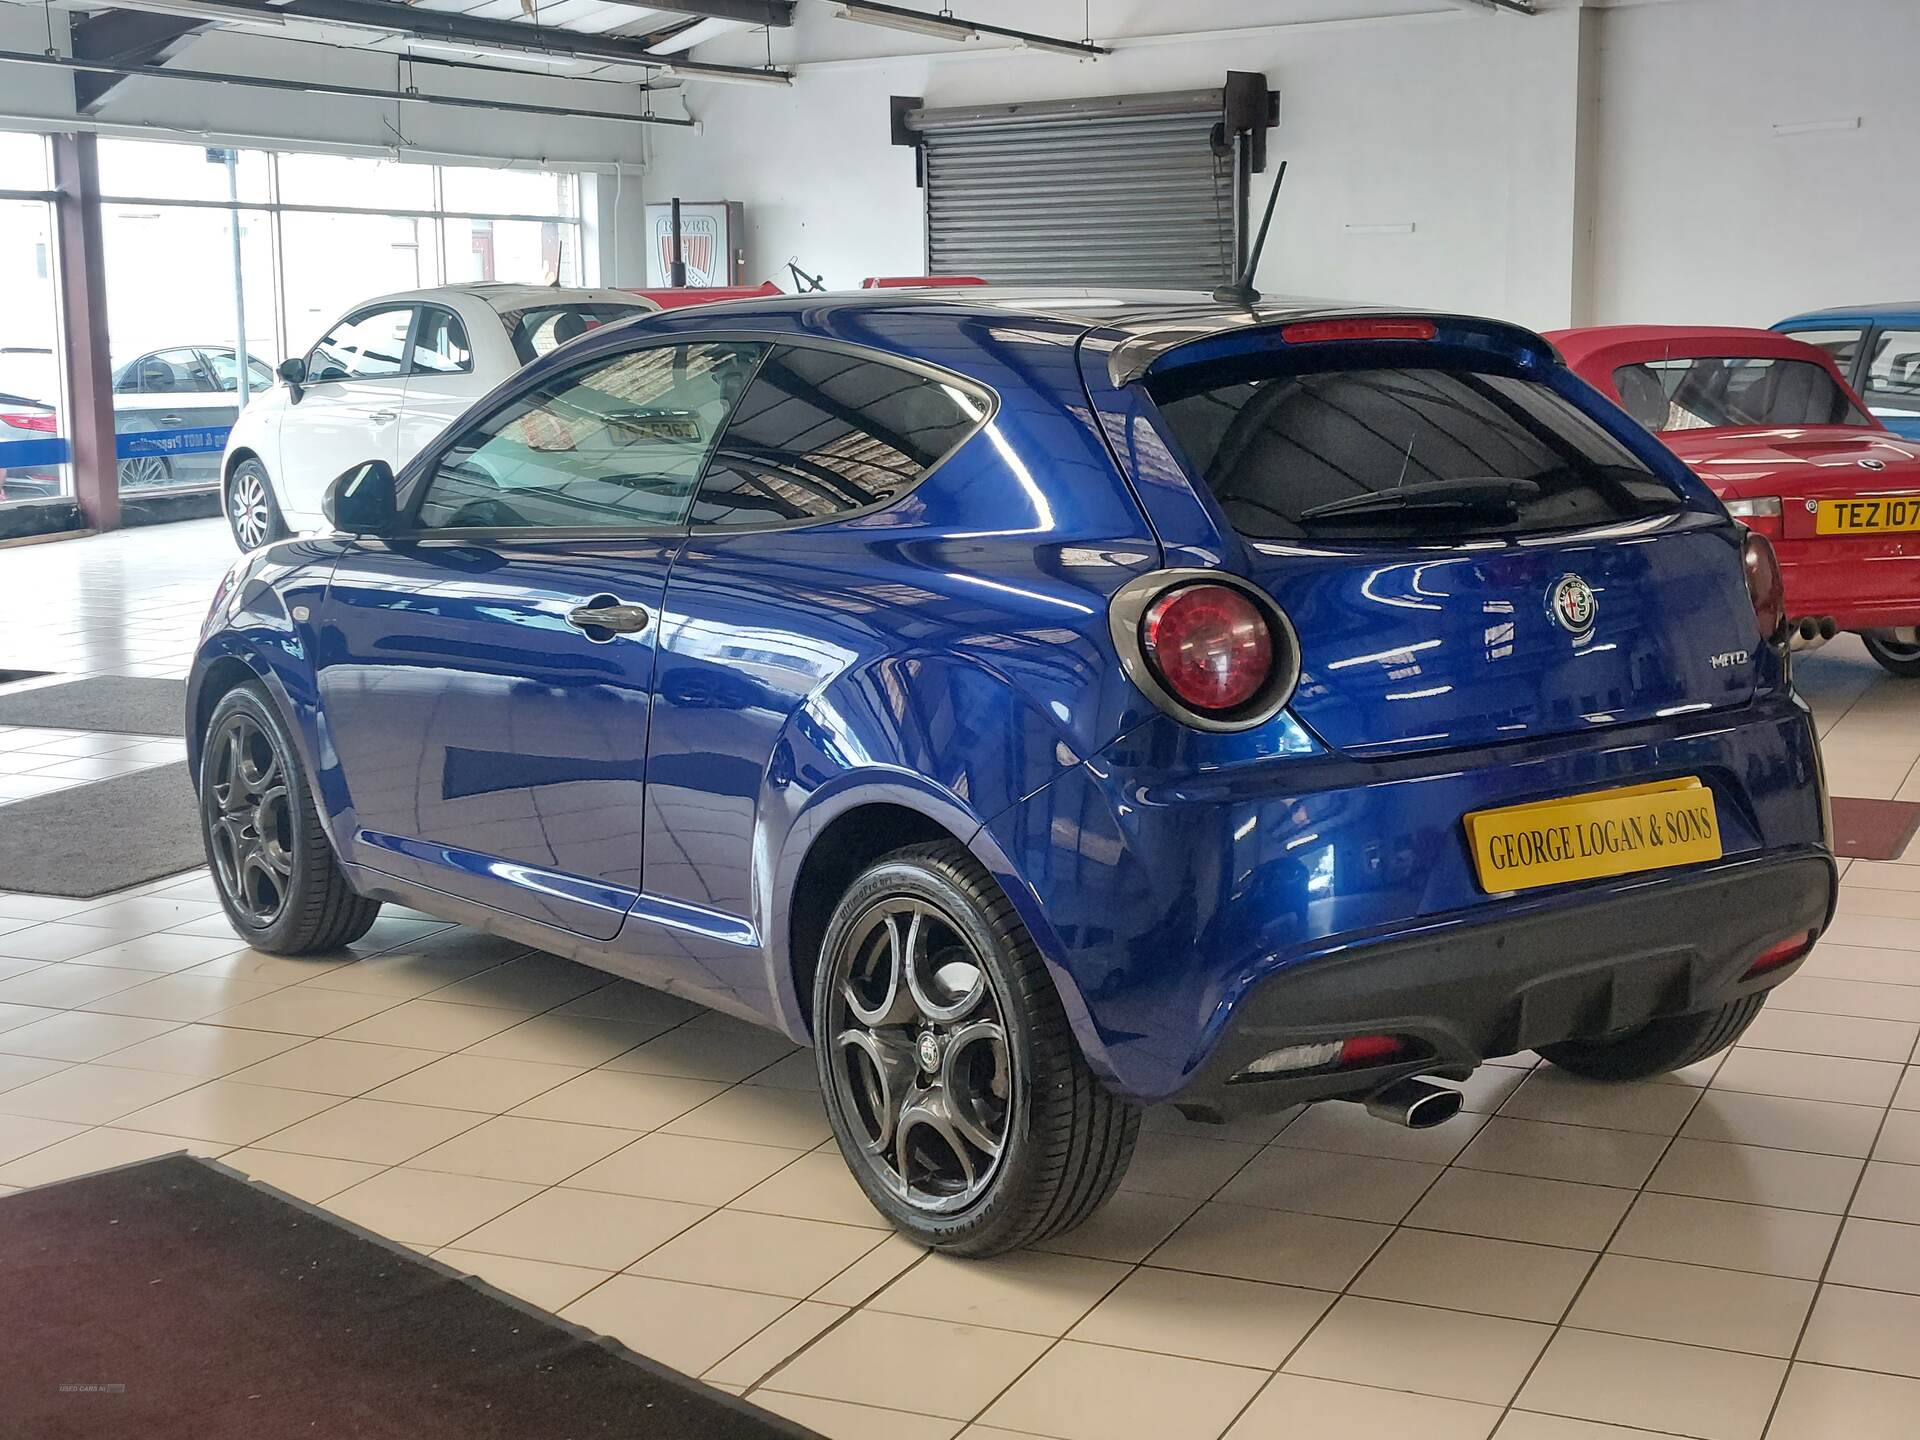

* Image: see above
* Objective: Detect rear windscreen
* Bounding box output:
[1149,364,1683,542]
[1610,356,1870,433]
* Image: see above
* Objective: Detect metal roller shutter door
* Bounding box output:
[914,94,1233,289]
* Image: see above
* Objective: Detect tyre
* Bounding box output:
[1861,630,1920,679]
[199,682,380,954]
[1537,993,1766,1081]
[225,458,287,550]
[813,840,1139,1257]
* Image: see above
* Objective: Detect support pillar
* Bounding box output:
[51,131,118,533]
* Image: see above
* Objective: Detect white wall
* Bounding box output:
[6,0,1920,331]
[639,0,1920,331]
[1588,0,1920,326]
[641,4,1595,330]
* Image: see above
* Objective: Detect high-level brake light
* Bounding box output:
[1280,318,1438,345]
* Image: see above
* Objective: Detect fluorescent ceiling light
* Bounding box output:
[835,4,978,41]
[104,0,286,25]
[648,17,747,55]
[1012,34,1098,57]
[654,61,791,86]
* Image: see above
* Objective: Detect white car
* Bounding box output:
[219,284,657,548]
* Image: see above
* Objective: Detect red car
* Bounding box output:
[1551,325,1920,677]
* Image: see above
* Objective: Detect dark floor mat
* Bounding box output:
[1832,796,1920,861]
[0,1154,818,1440]
[0,675,186,736]
[0,762,201,897]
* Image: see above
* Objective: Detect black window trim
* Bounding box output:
[304,302,421,386]
[384,331,998,546]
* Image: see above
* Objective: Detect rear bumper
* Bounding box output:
[1777,542,1920,631]
[987,693,1830,1105]
[1171,850,1836,1119]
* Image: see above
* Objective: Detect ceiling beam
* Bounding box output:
[72,0,793,81]
[828,1,1106,57]
[70,8,209,110]
[273,0,789,77]
[627,1,793,22]
[0,47,699,124]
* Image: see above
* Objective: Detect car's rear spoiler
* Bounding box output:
[1103,307,1562,389]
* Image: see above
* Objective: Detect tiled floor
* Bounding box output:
[0,727,187,804]
[1,520,1919,1439]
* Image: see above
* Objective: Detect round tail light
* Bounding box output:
[1141,583,1275,714]
[1740,528,1787,643]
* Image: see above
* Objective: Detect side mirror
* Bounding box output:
[323,460,398,536]
[277,356,306,403]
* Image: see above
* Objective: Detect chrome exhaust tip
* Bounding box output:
[1363,1078,1463,1130]
[1790,616,1837,652]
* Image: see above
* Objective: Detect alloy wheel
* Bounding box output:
[826,898,1015,1214]
[118,455,171,489]
[230,471,271,548]
[203,710,295,927]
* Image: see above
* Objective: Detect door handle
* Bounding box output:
[567,599,651,638]
[158,414,185,426]
[369,410,398,423]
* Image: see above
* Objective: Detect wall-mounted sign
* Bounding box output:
[644,202,745,288]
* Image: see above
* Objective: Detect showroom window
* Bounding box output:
[0,132,67,502]
[5,135,586,504]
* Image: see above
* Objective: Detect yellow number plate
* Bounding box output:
[1464,778,1722,894]
[1815,495,1920,534]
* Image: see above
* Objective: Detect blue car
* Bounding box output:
[189,290,1835,1255]
[1774,303,1920,439]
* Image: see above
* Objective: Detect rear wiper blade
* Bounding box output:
[1298,477,1542,523]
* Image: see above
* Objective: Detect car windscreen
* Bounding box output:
[1611,356,1871,433]
[1148,361,1683,542]
[504,304,649,365]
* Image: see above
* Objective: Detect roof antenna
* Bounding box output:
[1213,159,1286,308]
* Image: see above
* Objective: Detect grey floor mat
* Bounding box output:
[0,762,201,897]
[0,675,187,737]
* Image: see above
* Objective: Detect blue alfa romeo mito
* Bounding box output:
[189,289,1836,1254]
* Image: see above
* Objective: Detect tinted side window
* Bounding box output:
[416,342,763,532]
[1784,327,1864,378]
[308,307,413,382]
[413,308,474,375]
[1864,329,1920,426]
[204,350,273,392]
[689,346,983,529]
[124,349,209,394]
